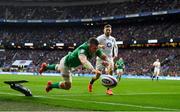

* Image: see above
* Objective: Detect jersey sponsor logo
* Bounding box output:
[80,49,85,54]
[106,42,112,48]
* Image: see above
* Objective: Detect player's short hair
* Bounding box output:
[88,37,99,46]
[104,24,112,29]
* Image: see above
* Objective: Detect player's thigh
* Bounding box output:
[156,69,160,76]
[57,56,72,83]
[62,72,72,89]
[96,59,105,71]
[154,68,159,75]
[61,68,72,83]
[62,74,72,84]
[60,60,72,83]
[56,56,66,72]
[154,68,157,74]
[107,58,114,70]
[117,69,123,75]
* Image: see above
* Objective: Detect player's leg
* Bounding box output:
[156,69,160,81]
[88,72,101,92]
[46,74,72,91]
[46,57,72,92]
[116,69,123,81]
[106,59,114,95]
[88,59,104,92]
[152,69,156,81]
[39,62,58,74]
[152,74,155,81]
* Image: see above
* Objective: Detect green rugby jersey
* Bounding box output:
[116,59,125,69]
[65,42,103,68]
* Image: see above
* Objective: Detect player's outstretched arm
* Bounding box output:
[99,54,109,67]
[79,54,94,70]
[113,39,118,59]
[78,54,101,75]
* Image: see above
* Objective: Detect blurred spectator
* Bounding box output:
[1,16,180,44]
[0,0,180,76]
[1,48,179,76]
[0,0,179,19]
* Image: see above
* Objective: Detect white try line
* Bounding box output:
[46,92,180,97]
[0,92,179,111]
[28,95,180,111]
[2,91,179,97]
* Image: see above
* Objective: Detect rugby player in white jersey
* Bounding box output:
[88,24,118,95]
[152,59,161,81]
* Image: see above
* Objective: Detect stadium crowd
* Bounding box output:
[1,48,180,76]
[118,48,180,76]
[0,18,180,76]
[0,0,180,19]
[1,16,180,44]
[0,0,180,76]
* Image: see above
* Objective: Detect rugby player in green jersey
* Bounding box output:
[39,38,109,92]
[115,57,125,81]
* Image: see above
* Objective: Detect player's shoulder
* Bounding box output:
[97,34,105,39]
[97,34,106,43]
[77,45,88,55]
[78,42,88,50]
[109,36,116,41]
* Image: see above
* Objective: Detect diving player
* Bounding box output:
[39,38,109,92]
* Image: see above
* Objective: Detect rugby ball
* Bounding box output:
[101,75,118,88]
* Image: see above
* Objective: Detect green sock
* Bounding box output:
[46,64,56,70]
[50,82,60,88]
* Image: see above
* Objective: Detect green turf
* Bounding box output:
[0,74,180,111]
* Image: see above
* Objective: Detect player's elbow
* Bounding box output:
[79,55,87,64]
[80,59,86,65]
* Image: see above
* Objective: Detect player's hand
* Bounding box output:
[101,45,105,49]
[92,69,102,75]
[98,45,105,49]
[102,61,109,67]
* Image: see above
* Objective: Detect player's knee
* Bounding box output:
[64,82,71,90]
[56,64,61,72]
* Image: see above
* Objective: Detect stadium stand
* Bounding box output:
[0,0,179,76]
[0,0,179,19]
[1,15,180,44]
[1,48,179,76]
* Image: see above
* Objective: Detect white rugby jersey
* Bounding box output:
[153,61,161,69]
[97,34,118,58]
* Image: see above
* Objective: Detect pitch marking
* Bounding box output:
[0,92,179,111]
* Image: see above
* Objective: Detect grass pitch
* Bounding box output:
[0,74,180,111]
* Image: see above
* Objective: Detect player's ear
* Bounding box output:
[87,39,92,46]
[87,39,90,46]
[87,42,90,46]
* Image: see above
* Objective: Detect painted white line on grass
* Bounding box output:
[0,92,23,96]
[46,92,180,97]
[0,92,179,111]
[35,95,179,111]
[2,91,180,97]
